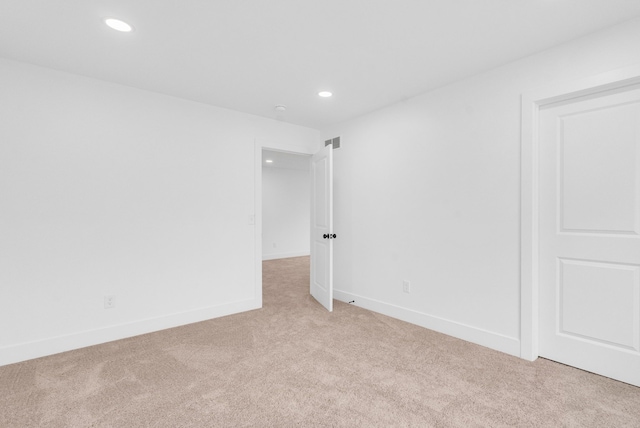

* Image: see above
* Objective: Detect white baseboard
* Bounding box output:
[2,291,521,367]
[0,298,261,367]
[334,289,520,357]
[262,251,310,261]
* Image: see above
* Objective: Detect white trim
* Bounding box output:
[263,251,310,261]
[254,141,263,309]
[520,64,640,361]
[334,289,520,357]
[0,298,260,367]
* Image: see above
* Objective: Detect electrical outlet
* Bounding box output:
[402,280,411,294]
[104,295,115,309]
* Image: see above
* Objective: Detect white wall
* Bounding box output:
[0,58,320,365]
[323,17,640,357]
[262,166,310,260]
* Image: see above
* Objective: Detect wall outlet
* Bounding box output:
[402,280,411,294]
[104,295,115,309]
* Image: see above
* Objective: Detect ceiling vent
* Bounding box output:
[324,136,341,149]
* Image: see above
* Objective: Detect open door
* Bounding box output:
[310,143,333,311]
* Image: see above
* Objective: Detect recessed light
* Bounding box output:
[105,18,133,32]
[318,91,333,98]
[265,159,273,163]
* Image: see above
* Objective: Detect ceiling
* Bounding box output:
[263,150,310,171]
[2,1,640,129]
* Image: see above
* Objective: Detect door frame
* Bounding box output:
[253,139,317,307]
[520,64,640,361]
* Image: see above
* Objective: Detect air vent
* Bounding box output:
[325,136,341,149]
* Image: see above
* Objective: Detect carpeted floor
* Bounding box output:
[2,256,640,427]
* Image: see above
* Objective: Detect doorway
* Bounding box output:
[261,149,312,261]
[253,140,317,309]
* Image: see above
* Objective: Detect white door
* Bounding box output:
[539,84,640,386]
[310,143,333,311]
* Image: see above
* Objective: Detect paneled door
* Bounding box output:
[538,84,640,386]
[310,143,333,311]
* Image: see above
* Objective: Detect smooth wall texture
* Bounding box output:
[262,166,310,260]
[324,17,640,357]
[0,59,319,365]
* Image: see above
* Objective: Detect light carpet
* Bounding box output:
[2,256,640,427]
